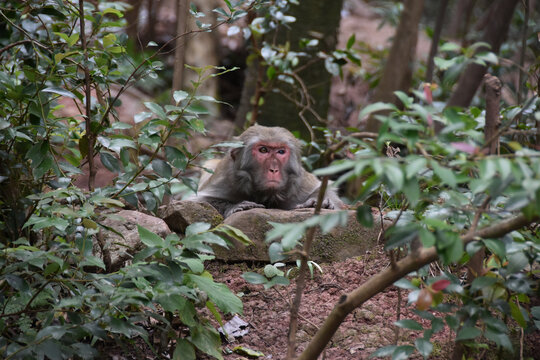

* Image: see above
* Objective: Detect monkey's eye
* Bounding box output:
[259,146,268,153]
[277,149,286,155]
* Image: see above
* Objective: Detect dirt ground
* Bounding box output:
[205,248,539,360]
[207,248,453,360]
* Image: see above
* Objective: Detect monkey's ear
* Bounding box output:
[230,147,242,161]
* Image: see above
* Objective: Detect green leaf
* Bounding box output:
[36,325,67,340]
[179,258,204,274]
[151,159,172,178]
[103,7,124,17]
[506,252,529,273]
[144,101,167,119]
[156,293,188,313]
[435,230,463,264]
[188,274,242,314]
[190,325,223,360]
[403,177,420,206]
[41,86,76,99]
[369,345,396,358]
[173,90,189,104]
[392,345,415,360]
[266,222,306,251]
[393,278,418,290]
[266,65,276,80]
[186,222,212,236]
[233,346,265,357]
[484,328,512,351]
[419,228,436,247]
[356,205,374,227]
[394,319,423,331]
[173,339,195,360]
[213,224,252,246]
[431,162,457,188]
[268,242,285,263]
[263,264,284,278]
[102,33,116,47]
[80,255,106,270]
[385,224,419,250]
[100,152,120,173]
[207,300,224,329]
[384,162,404,191]
[313,159,355,176]
[509,301,527,328]
[263,275,290,289]
[137,225,164,247]
[483,239,506,259]
[358,102,397,120]
[470,276,498,293]
[414,338,433,358]
[242,272,267,284]
[165,146,188,170]
[439,42,461,52]
[456,326,481,341]
[346,33,355,50]
[134,111,152,123]
[319,211,347,233]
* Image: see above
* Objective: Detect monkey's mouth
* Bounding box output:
[264,180,282,188]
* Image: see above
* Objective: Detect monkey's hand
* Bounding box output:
[225,201,265,217]
[295,197,337,210]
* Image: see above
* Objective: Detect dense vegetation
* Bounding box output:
[0,0,538,359]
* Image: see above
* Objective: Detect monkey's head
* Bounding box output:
[232,125,303,196]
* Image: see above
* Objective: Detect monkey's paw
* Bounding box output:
[225,201,266,217]
[295,198,335,209]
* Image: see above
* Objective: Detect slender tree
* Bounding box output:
[446,0,519,108]
[365,0,425,133]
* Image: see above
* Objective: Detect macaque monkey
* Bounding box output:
[193,125,345,217]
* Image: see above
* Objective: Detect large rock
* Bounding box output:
[159,200,223,233]
[216,208,385,263]
[97,210,171,271]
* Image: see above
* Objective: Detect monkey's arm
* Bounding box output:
[193,196,265,217]
[294,172,346,210]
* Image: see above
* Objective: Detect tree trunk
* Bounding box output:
[171,0,188,98]
[446,0,519,108]
[235,0,344,140]
[125,0,142,43]
[426,0,449,84]
[365,0,425,133]
[447,0,476,39]
[183,0,220,117]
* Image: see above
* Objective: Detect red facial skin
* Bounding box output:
[251,142,290,189]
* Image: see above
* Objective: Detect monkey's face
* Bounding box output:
[250,142,291,191]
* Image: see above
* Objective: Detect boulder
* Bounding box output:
[96,210,171,271]
[159,200,223,233]
[216,208,385,263]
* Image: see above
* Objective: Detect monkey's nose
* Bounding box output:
[269,168,279,173]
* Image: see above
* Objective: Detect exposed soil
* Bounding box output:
[205,248,539,360]
[207,248,453,359]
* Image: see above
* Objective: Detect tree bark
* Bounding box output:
[483,74,502,155]
[125,0,142,43]
[426,0,449,83]
[365,0,425,133]
[235,0,344,140]
[446,0,519,108]
[171,0,188,97]
[447,0,476,39]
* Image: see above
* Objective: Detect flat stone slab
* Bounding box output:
[216,208,385,263]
